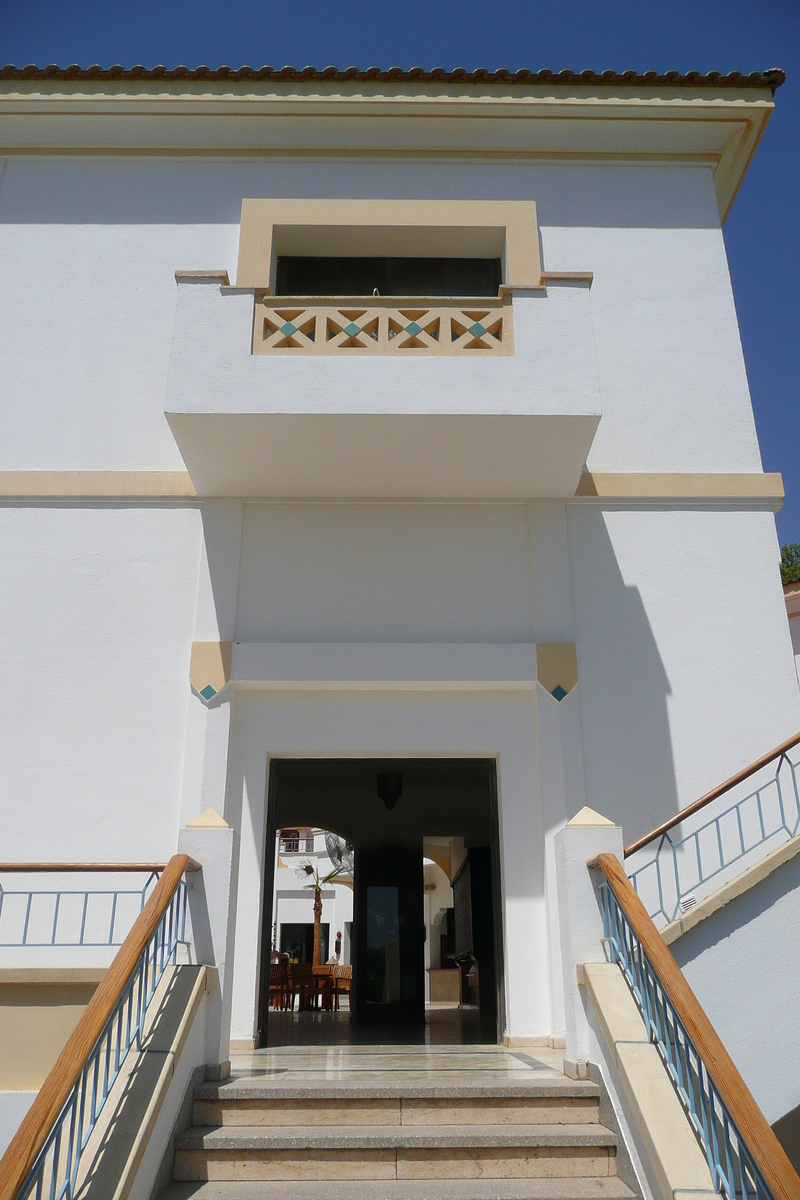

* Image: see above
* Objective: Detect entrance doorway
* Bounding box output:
[257,759,504,1047]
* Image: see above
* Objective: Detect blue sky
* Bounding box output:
[3,0,799,543]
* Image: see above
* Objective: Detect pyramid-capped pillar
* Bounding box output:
[555,809,623,1064]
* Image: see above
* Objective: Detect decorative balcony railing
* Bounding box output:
[252,295,511,356]
[624,731,800,927]
[595,853,796,1200]
[0,865,162,948]
[0,856,197,1200]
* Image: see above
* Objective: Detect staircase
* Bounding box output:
[158,1068,635,1199]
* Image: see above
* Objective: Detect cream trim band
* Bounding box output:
[0,470,783,505]
[236,198,541,292]
[226,640,576,698]
[575,471,783,508]
[0,471,197,497]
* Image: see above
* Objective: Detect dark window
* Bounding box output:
[276,257,502,298]
[279,922,329,964]
[280,828,300,852]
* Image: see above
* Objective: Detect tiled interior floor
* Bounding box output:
[265,1007,499,1047]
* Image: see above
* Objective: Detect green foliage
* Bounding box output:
[781,543,800,584]
[295,859,343,888]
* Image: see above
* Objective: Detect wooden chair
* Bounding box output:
[291,962,314,1011]
[268,961,285,1009]
[312,964,334,1010]
[281,957,296,1011]
[333,963,352,1010]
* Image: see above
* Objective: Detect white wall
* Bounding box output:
[567,505,800,843]
[0,1093,36,1159]
[424,860,454,981]
[235,502,535,644]
[790,616,800,684]
[1,151,793,1048]
[0,504,202,860]
[0,157,760,472]
[540,167,760,473]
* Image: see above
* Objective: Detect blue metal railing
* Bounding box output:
[627,746,800,926]
[17,875,188,1200]
[600,880,773,1200]
[0,874,160,947]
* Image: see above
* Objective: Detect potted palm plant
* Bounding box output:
[296,860,343,966]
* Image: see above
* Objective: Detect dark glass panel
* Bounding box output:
[276,257,501,297]
[365,885,400,1004]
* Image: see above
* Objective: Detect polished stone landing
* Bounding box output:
[227,1042,569,1089]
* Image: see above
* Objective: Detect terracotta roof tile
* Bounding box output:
[0,64,787,92]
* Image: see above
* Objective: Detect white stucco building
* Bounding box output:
[271,827,353,966]
[1,62,798,1076]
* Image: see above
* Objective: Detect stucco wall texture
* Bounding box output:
[1,152,798,1044]
[0,159,761,472]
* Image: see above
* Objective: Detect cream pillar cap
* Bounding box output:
[186,807,230,829]
[566,806,615,828]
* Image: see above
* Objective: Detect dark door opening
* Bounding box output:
[280,922,330,966]
[452,847,497,1027]
[355,844,425,1027]
[257,758,504,1047]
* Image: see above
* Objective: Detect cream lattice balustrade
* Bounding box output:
[253,295,512,355]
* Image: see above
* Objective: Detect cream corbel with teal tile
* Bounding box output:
[190,642,232,702]
[536,643,578,702]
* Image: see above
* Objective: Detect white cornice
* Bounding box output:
[0,83,775,221]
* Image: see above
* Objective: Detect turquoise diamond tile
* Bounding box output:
[344,321,361,336]
[405,321,422,336]
[200,684,218,701]
[280,322,297,336]
[468,322,486,337]
[551,685,568,702]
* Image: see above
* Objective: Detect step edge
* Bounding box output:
[194,1084,601,1100]
[174,1122,618,1151]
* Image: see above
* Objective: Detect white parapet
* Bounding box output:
[165,276,601,498]
[178,812,240,1076]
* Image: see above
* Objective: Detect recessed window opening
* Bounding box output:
[275,257,502,298]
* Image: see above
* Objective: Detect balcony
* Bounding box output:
[165,274,601,499]
[254,296,510,356]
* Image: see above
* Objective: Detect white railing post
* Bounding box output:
[554,807,624,1074]
[178,809,239,1080]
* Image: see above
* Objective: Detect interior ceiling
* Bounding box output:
[272,758,495,850]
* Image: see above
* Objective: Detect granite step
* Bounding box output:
[193,1079,601,1100]
[193,1081,601,1128]
[173,1123,618,1182]
[159,1175,635,1199]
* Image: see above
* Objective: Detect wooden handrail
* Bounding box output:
[624,728,800,858]
[0,863,170,872]
[595,852,800,1200]
[0,853,195,1200]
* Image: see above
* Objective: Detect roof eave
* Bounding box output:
[0,69,781,224]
